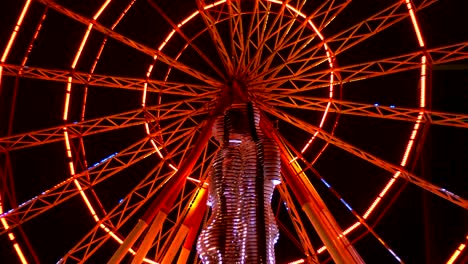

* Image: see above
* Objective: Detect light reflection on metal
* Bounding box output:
[197,104,280,263]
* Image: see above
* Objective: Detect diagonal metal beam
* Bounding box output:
[34,0,222,88]
[257,102,468,209]
[252,0,350,82]
[257,95,468,128]
[146,0,226,80]
[0,98,211,151]
[196,0,234,74]
[0,137,156,235]
[253,0,440,87]
[0,63,218,96]
[251,42,468,89]
[276,183,320,263]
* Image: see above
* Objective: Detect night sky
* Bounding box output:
[0,0,467,263]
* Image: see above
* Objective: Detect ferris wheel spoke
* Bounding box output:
[256,94,468,128]
[310,0,350,30]
[253,41,468,92]
[153,171,210,261]
[333,42,468,85]
[157,187,208,263]
[324,1,408,55]
[279,137,406,262]
[249,6,306,79]
[34,0,223,88]
[331,45,466,85]
[278,0,410,68]
[227,0,252,71]
[258,104,468,209]
[104,118,217,263]
[69,124,215,264]
[251,0,349,82]
[252,40,327,92]
[60,160,172,263]
[256,0,436,83]
[196,0,234,75]
[0,96,212,151]
[102,125,215,230]
[226,0,241,68]
[0,137,158,235]
[332,0,438,55]
[245,1,285,75]
[1,1,465,262]
[0,63,218,96]
[8,121,205,258]
[276,183,320,263]
[257,22,316,83]
[242,0,272,74]
[62,140,215,263]
[146,0,226,81]
[265,122,365,262]
[237,0,260,72]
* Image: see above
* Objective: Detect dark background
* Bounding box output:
[0,0,467,263]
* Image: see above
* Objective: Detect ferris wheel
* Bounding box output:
[0,0,467,263]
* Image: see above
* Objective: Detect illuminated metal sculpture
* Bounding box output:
[197,103,281,263]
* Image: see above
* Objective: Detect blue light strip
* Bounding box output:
[88,152,118,170]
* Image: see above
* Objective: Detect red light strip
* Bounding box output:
[142,7,201,163]
[339,0,428,238]
[20,10,48,68]
[59,2,158,262]
[292,2,430,260]
[59,1,165,261]
[0,1,34,262]
[0,201,28,264]
[405,0,425,47]
[281,2,335,156]
[0,0,32,63]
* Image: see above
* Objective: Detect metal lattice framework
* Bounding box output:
[0,0,466,263]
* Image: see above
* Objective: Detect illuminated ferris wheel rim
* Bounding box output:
[1,0,467,263]
[7,0,427,260]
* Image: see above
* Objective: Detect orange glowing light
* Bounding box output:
[93,0,111,20]
[343,222,361,236]
[1,0,32,62]
[406,0,425,47]
[420,56,427,107]
[13,243,28,264]
[288,259,305,264]
[1,202,28,264]
[447,235,468,264]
